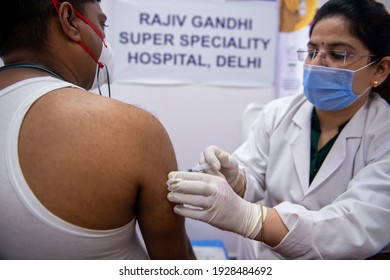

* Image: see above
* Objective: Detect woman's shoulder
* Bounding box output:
[265,93,307,109]
[261,93,310,126]
[364,92,390,130]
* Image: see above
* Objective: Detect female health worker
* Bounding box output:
[167,0,390,259]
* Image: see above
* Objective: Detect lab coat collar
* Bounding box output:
[309,102,367,190]
[290,101,312,193]
[290,99,368,193]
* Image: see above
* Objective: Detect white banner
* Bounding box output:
[108,0,278,86]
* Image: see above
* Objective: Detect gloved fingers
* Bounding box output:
[202,145,238,171]
[167,175,215,196]
[167,192,211,209]
[210,146,237,170]
[202,145,223,170]
[168,171,223,185]
[218,151,238,170]
[172,205,207,221]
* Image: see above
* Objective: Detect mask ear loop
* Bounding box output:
[97,64,111,98]
[106,66,111,98]
[51,0,60,13]
[51,0,111,98]
[73,10,107,48]
[73,9,110,97]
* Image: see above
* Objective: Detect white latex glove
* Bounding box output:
[199,145,244,193]
[167,171,264,239]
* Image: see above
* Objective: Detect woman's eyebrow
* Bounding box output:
[307,40,357,50]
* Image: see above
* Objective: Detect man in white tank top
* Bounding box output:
[0,0,195,260]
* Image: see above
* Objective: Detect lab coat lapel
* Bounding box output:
[290,103,312,192]
[309,105,366,190]
[309,136,347,189]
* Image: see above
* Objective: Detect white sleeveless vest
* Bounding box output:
[0,77,148,259]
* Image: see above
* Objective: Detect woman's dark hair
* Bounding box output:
[310,0,390,102]
[0,0,100,57]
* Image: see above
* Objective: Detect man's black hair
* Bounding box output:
[0,0,101,57]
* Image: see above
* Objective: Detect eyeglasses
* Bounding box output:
[297,49,376,66]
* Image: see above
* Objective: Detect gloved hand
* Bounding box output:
[167,171,265,240]
[199,145,244,193]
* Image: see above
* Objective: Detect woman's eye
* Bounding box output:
[307,50,317,59]
[329,51,346,60]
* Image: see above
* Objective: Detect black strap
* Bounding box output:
[0,63,65,81]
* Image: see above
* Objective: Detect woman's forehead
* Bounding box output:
[310,17,366,51]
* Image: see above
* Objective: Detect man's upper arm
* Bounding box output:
[132,110,193,259]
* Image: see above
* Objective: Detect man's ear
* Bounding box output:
[373,56,390,87]
[57,2,82,42]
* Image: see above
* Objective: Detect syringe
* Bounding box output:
[187,163,211,172]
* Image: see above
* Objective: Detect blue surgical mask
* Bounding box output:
[303,61,376,110]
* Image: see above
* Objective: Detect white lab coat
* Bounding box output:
[234,93,390,259]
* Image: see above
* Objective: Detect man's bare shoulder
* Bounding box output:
[38,87,167,147]
[43,86,175,177]
[20,86,193,258]
[50,88,157,122]
[19,86,174,229]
